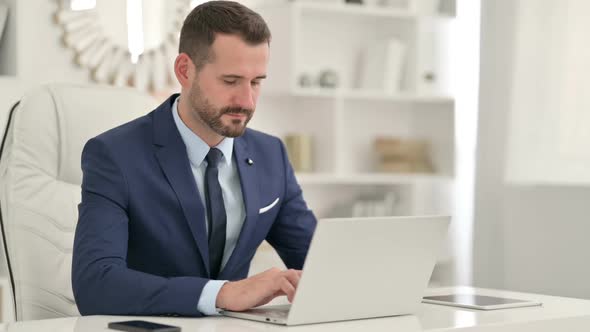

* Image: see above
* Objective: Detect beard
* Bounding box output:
[188,83,254,138]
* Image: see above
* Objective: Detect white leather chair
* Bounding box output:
[0,84,157,320]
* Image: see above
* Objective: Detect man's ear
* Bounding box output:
[174,53,195,88]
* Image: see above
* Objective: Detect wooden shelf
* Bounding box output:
[288,88,453,103]
[293,2,455,20]
[295,173,452,186]
[259,2,453,20]
[295,2,418,19]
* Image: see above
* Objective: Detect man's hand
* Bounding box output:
[216,267,302,311]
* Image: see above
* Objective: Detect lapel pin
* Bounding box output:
[246,158,254,166]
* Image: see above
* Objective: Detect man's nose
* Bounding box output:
[233,84,255,110]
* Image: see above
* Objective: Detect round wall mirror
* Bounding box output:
[55,0,191,92]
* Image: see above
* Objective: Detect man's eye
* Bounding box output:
[251,81,261,86]
[224,80,237,85]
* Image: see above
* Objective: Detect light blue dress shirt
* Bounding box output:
[172,97,246,315]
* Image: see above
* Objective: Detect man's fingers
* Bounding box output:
[282,269,301,290]
[222,268,304,311]
[252,268,302,306]
[280,278,296,302]
[255,293,277,308]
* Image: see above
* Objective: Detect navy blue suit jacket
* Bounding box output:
[72,95,317,316]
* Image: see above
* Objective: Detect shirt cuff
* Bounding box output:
[197,280,228,316]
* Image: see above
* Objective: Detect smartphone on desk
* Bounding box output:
[108,320,181,332]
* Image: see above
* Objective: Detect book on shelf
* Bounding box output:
[379,0,412,10]
[357,38,407,93]
[374,137,434,173]
[284,134,313,172]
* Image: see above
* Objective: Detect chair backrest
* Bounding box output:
[0,84,157,320]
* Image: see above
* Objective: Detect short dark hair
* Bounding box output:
[179,1,271,70]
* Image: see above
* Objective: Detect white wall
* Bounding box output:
[0,0,93,131]
[474,0,590,299]
[0,0,96,152]
[12,1,90,84]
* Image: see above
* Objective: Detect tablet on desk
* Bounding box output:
[422,294,542,310]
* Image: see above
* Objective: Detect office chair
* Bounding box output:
[0,84,156,320]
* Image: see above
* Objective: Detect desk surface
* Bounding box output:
[2,287,590,331]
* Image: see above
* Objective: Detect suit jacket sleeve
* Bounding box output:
[72,138,209,317]
[265,139,318,269]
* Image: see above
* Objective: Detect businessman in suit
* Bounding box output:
[72,1,317,316]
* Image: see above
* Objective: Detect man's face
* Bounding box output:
[187,34,269,138]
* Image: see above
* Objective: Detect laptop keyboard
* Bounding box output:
[250,304,291,319]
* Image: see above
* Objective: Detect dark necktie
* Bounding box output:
[205,148,226,279]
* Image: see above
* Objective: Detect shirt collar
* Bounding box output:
[172,96,234,167]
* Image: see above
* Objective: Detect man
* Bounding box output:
[72,1,317,317]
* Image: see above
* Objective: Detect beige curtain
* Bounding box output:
[505,0,590,184]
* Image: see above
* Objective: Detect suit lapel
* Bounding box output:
[152,95,210,276]
[220,136,260,278]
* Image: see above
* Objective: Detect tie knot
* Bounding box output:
[206,148,224,168]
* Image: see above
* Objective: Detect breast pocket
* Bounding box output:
[259,197,279,215]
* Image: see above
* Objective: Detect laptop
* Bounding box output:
[221,215,450,326]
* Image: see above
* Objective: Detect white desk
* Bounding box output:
[2,287,590,331]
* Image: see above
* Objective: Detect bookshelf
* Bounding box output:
[249,0,456,285]
[252,0,456,200]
